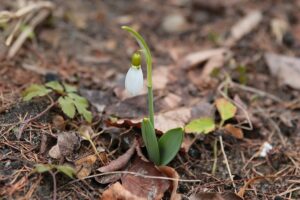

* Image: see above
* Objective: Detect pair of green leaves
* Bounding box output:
[22,81,92,123]
[35,164,76,178]
[141,119,183,166]
[185,98,237,134]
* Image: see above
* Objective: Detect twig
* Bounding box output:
[219,136,236,191]
[277,186,300,196]
[8,9,51,59]
[232,82,282,103]
[211,139,218,175]
[18,97,57,139]
[49,171,57,200]
[256,107,286,146]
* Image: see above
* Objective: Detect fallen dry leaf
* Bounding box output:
[224,10,262,46]
[121,157,170,200]
[101,182,145,200]
[110,101,215,133]
[106,92,182,120]
[98,139,137,173]
[180,48,227,69]
[223,124,244,139]
[49,131,80,159]
[75,154,97,179]
[158,166,181,200]
[265,53,300,89]
[190,192,243,200]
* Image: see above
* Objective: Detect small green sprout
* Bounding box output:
[35,164,76,178]
[122,26,183,166]
[22,81,92,123]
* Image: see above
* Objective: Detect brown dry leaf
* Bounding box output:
[224,11,262,46]
[190,192,243,200]
[188,51,226,88]
[121,157,170,200]
[265,53,300,89]
[158,166,181,200]
[98,140,137,173]
[48,132,80,159]
[109,101,214,133]
[75,154,97,179]
[106,92,182,120]
[101,182,145,200]
[223,124,244,139]
[180,48,227,69]
[52,115,65,131]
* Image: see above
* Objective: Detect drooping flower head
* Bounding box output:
[125,52,143,95]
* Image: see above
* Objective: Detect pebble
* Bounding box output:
[161,13,188,33]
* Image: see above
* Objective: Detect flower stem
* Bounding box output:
[122,26,155,126]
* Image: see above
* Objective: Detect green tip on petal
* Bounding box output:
[131,52,141,67]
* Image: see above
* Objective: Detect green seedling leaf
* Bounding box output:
[69,93,92,123]
[35,164,53,173]
[216,98,237,122]
[58,96,76,118]
[141,118,160,165]
[55,165,76,178]
[63,83,77,93]
[68,93,88,107]
[22,84,51,101]
[158,127,183,166]
[45,81,64,93]
[185,117,216,134]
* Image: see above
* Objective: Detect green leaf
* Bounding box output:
[68,93,88,108]
[35,164,53,173]
[215,98,237,122]
[45,81,64,93]
[22,84,51,101]
[70,94,92,123]
[141,118,160,165]
[55,165,75,178]
[185,117,216,134]
[58,96,76,118]
[158,128,183,166]
[63,83,77,93]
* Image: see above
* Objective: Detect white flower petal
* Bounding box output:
[125,66,143,96]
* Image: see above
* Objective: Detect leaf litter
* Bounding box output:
[1,0,300,199]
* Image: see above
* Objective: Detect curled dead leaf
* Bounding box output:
[121,157,170,200]
[101,182,145,200]
[98,140,137,173]
[158,166,181,200]
[223,124,244,139]
[75,154,97,179]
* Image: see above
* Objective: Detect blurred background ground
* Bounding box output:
[0,0,300,199]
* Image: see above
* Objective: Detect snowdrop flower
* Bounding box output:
[125,53,143,96]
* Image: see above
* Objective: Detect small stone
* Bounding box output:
[162,13,188,33]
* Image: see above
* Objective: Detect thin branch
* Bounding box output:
[49,171,57,200]
[18,97,57,139]
[219,135,236,191]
